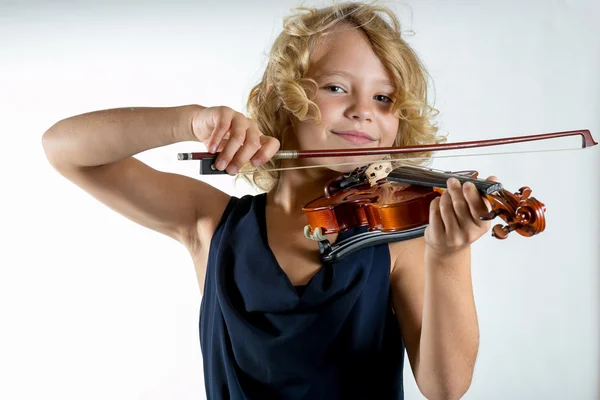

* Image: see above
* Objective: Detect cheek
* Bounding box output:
[382,117,400,145]
[314,98,338,123]
[291,116,327,146]
[293,98,337,138]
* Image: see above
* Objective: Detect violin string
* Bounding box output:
[232,147,579,175]
[387,164,494,186]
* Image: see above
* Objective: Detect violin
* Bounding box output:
[178,129,597,263]
[302,164,541,263]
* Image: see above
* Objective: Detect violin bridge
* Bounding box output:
[365,161,393,186]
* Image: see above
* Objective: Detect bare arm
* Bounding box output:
[43,105,198,168]
[390,238,479,400]
[390,178,495,399]
[41,105,230,248]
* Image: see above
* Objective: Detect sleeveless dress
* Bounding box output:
[199,193,405,399]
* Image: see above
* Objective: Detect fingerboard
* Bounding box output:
[387,166,502,195]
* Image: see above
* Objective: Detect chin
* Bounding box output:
[326,164,357,174]
[324,155,384,174]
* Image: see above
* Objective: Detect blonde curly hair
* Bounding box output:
[242,1,444,191]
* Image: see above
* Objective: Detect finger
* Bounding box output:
[428,196,444,237]
[214,117,247,172]
[439,189,460,235]
[486,175,499,182]
[228,124,263,173]
[463,181,492,227]
[250,136,281,167]
[481,196,492,213]
[446,178,473,229]
[214,138,229,153]
[207,107,234,153]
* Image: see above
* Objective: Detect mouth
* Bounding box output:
[332,130,377,145]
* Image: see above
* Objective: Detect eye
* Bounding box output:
[324,85,346,93]
[374,94,393,103]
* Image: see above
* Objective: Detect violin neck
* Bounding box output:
[388,166,503,194]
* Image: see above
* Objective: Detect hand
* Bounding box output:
[424,176,498,256]
[191,106,280,174]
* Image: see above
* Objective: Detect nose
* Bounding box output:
[345,96,373,122]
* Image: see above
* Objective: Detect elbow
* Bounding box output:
[41,127,59,163]
[420,389,469,400]
[418,376,474,400]
[42,125,70,169]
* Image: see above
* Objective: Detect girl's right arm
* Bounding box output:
[41,105,279,253]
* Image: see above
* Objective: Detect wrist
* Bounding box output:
[425,244,471,269]
[175,104,206,142]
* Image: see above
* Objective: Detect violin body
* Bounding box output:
[302,165,546,262]
[303,180,439,236]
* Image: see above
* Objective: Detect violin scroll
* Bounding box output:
[484,187,546,239]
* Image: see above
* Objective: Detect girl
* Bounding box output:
[42,2,491,399]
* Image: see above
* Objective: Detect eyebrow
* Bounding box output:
[314,69,395,88]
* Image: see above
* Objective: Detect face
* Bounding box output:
[286,27,400,172]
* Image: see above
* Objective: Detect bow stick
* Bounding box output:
[177,129,596,174]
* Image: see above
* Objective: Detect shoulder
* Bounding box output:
[194,193,259,245]
[389,235,426,277]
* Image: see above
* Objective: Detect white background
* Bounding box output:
[1,0,599,399]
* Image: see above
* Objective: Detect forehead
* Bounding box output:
[308,27,393,85]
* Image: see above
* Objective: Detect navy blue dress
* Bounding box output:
[199,193,405,399]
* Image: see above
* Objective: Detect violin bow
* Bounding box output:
[177,129,596,174]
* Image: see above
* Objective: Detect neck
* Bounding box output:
[266,160,340,215]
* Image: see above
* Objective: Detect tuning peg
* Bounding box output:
[480,210,498,221]
[517,187,532,199]
[491,223,518,239]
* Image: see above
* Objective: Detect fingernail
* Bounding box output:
[251,159,261,167]
[228,166,238,175]
[448,177,458,186]
[216,160,226,170]
[209,145,217,153]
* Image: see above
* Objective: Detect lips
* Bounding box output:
[332,130,377,145]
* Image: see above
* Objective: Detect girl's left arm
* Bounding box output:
[390,177,495,400]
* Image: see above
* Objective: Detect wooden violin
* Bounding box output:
[301,163,544,262]
[178,129,596,263]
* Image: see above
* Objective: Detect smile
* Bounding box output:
[332,130,377,145]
